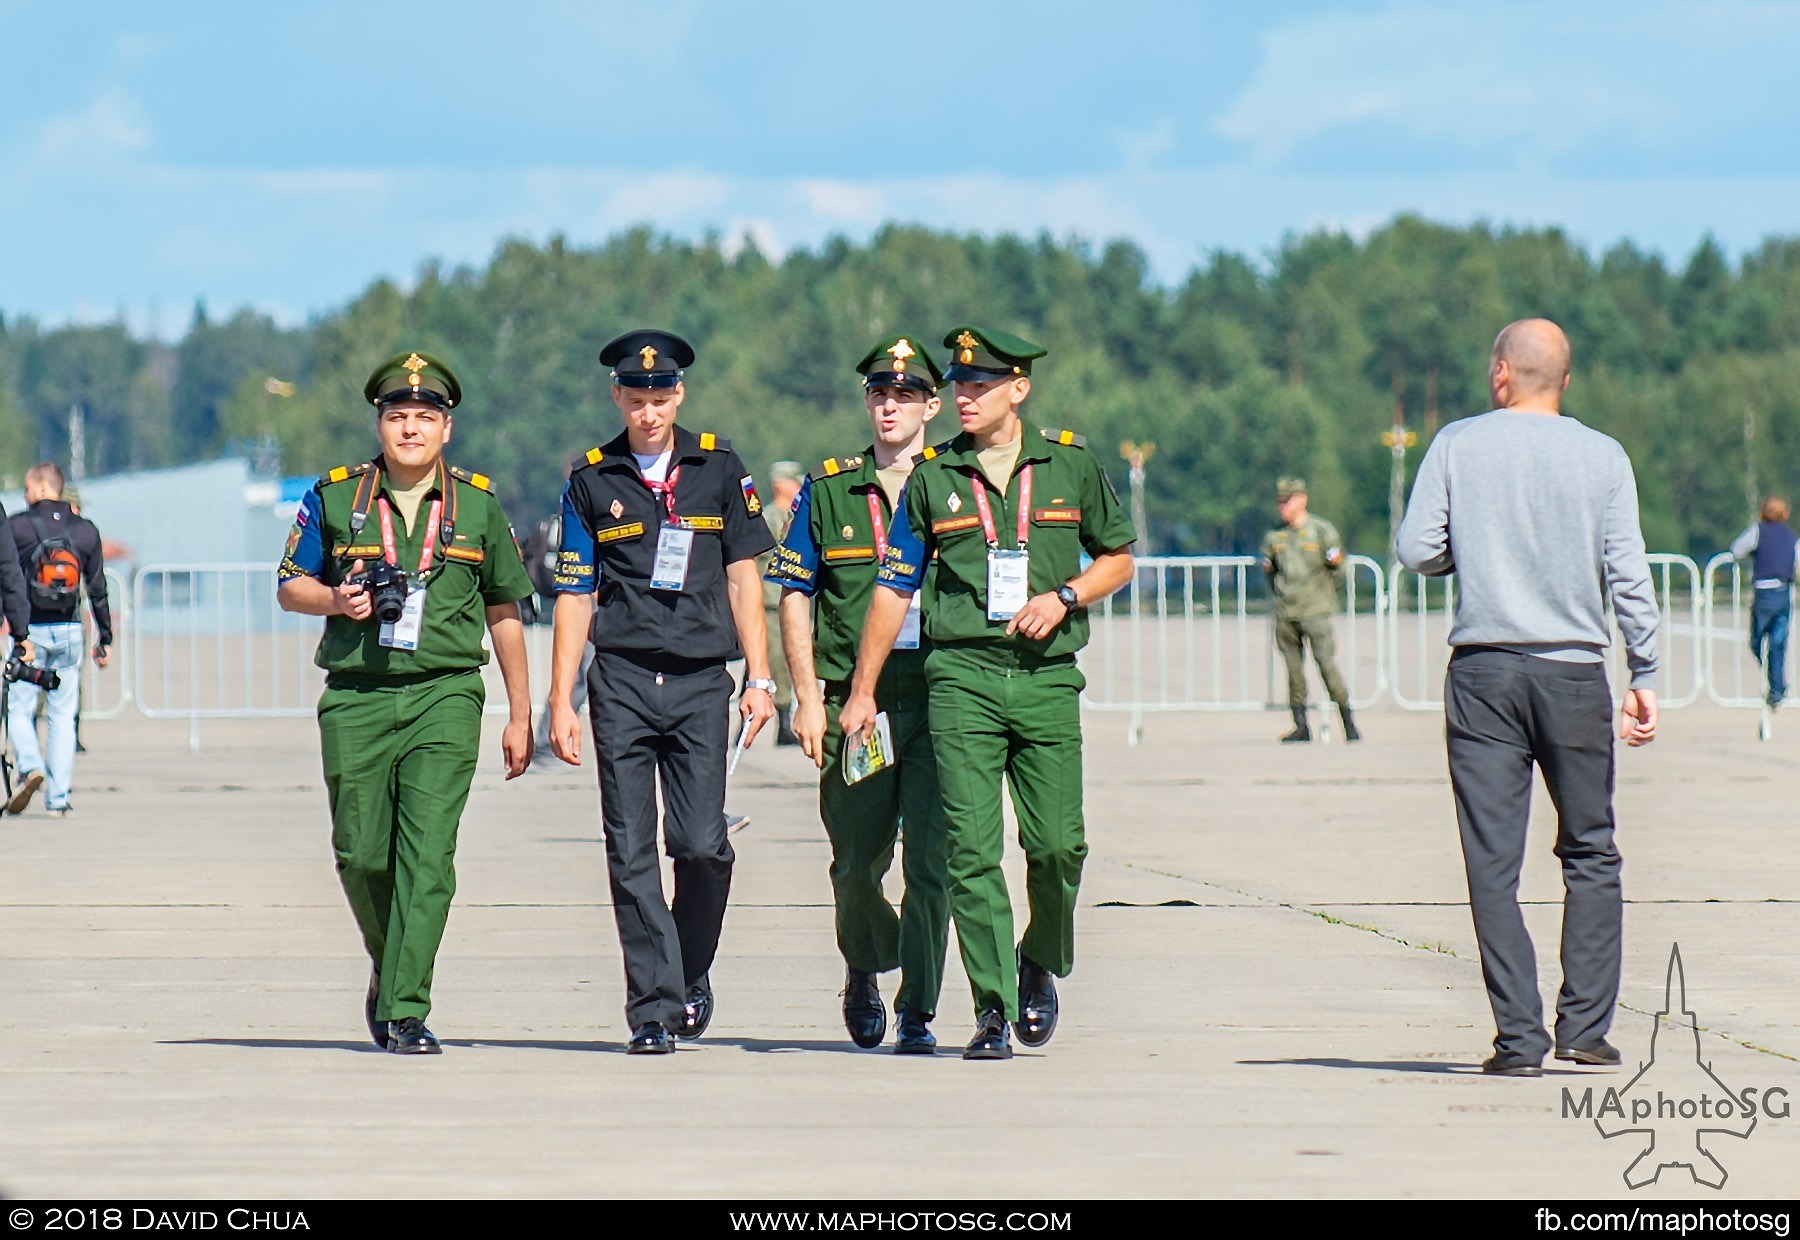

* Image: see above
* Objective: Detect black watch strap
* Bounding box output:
[1056,583,1079,609]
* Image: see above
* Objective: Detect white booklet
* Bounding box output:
[841,712,896,785]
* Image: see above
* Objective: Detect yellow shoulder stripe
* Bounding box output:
[448,465,493,493]
[585,447,605,466]
[699,432,716,451]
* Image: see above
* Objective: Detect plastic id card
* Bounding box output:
[379,585,428,650]
[651,526,694,591]
[986,548,1031,621]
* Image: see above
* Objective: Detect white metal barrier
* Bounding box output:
[1388,553,1704,711]
[1702,552,1793,708]
[81,566,133,721]
[1081,553,1387,742]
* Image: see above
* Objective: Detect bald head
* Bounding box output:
[1490,319,1571,412]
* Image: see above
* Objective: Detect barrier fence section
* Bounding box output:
[1387,553,1704,711]
[1701,552,1793,708]
[1081,553,1386,743]
[80,566,133,721]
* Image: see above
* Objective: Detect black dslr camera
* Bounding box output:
[4,650,60,691]
[351,560,410,624]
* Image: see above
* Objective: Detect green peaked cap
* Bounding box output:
[364,350,461,409]
[855,332,945,393]
[941,324,1047,381]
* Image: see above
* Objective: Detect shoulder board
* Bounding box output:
[1040,427,1088,449]
[910,438,958,467]
[319,461,373,486]
[575,445,607,469]
[447,465,493,493]
[697,432,730,452]
[810,454,865,481]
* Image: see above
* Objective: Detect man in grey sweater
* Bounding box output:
[1396,318,1658,1077]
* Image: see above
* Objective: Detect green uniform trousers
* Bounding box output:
[318,670,484,1023]
[1276,612,1350,709]
[925,644,1088,1020]
[818,685,950,1017]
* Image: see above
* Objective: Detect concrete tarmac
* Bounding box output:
[2,702,1796,1200]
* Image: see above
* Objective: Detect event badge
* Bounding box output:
[651,526,694,591]
[986,548,1031,621]
[379,585,427,650]
[894,591,923,650]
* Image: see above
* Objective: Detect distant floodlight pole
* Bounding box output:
[1119,440,1155,556]
[1381,419,1416,555]
[68,404,85,482]
[260,377,296,475]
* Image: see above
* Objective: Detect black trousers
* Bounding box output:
[589,651,735,1031]
[1444,648,1623,1061]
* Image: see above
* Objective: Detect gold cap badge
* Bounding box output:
[640,345,657,370]
[890,338,914,372]
[403,353,428,374]
[956,331,977,365]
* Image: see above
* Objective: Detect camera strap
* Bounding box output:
[376,497,443,581]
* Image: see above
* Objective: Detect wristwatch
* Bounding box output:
[1055,583,1080,611]
[743,678,777,694]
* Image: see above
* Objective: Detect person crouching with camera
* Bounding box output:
[277,351,536,1055]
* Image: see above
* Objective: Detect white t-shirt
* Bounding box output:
[634,447,674,484]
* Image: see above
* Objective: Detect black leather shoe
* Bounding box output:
[1555,1040,1622,1066]
[962,1009,1012,1060]
[842,968,887,1048]
[364,969,386,1049]
[1480,1052,1544,1077]
[1279,707,1310,743]
[1339,705,1361,742]
[1016,951,1059,1048]
[627,1022,674,1054]
[677,975,713,1040]
[386,1017,441,1055]
[894,1009,936,1055]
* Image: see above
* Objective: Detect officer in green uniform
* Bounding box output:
[1260,476,1359,743]
[841,325,1136,1060]
[277,350,536,1055]
[762,461,805,745]
[766,333,953,1053]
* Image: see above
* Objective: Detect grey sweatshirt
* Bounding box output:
[1395,410,1659,689]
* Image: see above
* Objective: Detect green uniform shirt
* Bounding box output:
[279,459,534,679]
[877,427,1136,658]
[1260,514,1346,620]
[765,449,930,690]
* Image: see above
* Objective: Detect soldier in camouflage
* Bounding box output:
[1261,476,1360,743]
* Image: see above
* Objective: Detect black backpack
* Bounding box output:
[25,514,81,610]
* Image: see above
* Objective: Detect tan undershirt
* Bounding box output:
[875,463,912,510]
[977,438,1024,493]
[388,472,437,534]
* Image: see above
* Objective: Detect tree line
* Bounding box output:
[3,215,1798,559]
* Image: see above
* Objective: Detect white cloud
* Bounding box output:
[34,90,151,161]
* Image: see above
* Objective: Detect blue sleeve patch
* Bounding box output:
[552,484,599,594]
[278,488,325,583]
[875,481,927,592]
[764,477,821,596]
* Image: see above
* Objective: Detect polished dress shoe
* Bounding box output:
[1480,1052,1544,1077]
[842,968,887,1049]
[1016,951,1059,1048]
[678,975,714,1040]
[364,969,386,1049]
[386,1017,441,1055]
[628,1022,674,1054]
[1555,1040,1622,1066]
[962,1009,1012,1060]
[894,1009,936,1055]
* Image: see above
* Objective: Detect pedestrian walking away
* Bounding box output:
[1729,496,1798,710]
[277,349,536,1055]
[840,325,1136,1061]
[547,327,777,1056]
[6,462,101,817]
[767,332,953,1054]
[1396,317,1657,1078]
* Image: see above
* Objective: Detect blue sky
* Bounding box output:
[4,0,1798,335]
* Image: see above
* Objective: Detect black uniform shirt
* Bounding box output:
[554,424,774,662]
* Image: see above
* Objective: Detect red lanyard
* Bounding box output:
[866,491,890,556]
[969,464,1032,547]
[645,464,682,526]
[376,497,443,577]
